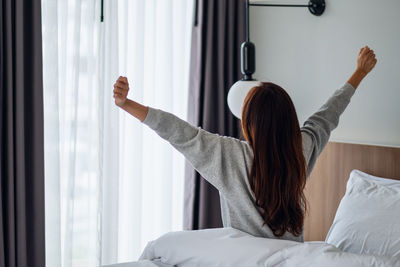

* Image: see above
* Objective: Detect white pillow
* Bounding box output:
[325,169,400,258]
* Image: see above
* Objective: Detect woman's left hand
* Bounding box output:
[113,76,130,107]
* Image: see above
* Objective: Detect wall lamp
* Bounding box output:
[227,0,326,119]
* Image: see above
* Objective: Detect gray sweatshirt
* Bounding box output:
[142,83,356,242]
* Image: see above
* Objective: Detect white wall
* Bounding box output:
[250,0,400,147]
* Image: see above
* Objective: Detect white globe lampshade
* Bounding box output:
[227,80,260,119]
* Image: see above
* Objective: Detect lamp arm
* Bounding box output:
[248,0,325,16]
[246,0,250,42]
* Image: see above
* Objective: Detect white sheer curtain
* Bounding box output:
[42,1,193,266]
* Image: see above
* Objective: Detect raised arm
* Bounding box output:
[113,77,251,194]
[301,46,377,175]
[113,76,149,121]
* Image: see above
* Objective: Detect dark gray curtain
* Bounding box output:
[0,0,45,266]
[184,0,246,230]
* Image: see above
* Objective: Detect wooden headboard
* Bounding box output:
[304,141,400,241]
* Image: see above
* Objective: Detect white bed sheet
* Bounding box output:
[104,227,399,267]
[140,228,398,267]
[102,259,173,267]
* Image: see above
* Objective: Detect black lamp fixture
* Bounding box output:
[227,0,326,118]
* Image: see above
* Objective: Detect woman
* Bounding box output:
[112,46,377,242]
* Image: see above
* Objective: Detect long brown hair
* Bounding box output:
[241,82,307,237]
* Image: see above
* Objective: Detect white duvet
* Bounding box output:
[104,228,399,267]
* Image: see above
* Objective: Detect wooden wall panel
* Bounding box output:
[303,142,400,241]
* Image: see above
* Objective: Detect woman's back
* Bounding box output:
[142,83,357,241]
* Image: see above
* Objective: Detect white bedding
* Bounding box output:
[103,260,173,267]
[104,228,399,267]
[326,170,400,257]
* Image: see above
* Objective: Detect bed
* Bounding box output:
[304,141,400,241]
[103,142,400,267]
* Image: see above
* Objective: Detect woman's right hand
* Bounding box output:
[347,46,377,89]
[113,76,130,107]
[356,46,377,75]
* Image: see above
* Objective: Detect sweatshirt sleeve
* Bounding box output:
[142,107,251,194]
[301,83,356,176]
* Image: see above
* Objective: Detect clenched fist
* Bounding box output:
[357,46,377,75]
[113,76,129,107]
